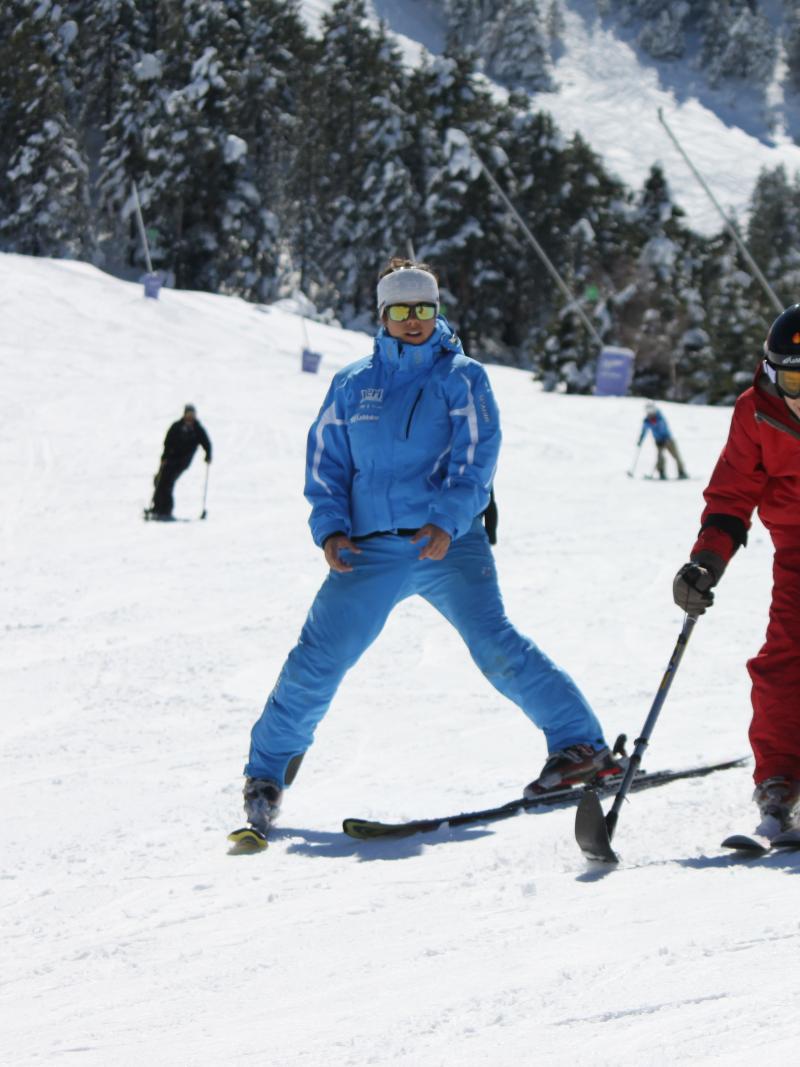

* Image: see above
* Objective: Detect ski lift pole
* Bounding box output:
[131,180,154,274]
[657,108,784,315]
[468,142,604,349]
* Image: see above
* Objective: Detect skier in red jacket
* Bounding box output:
[673,305,800,838]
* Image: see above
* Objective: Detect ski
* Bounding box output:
[772,829,800,848]
[343,756,748,841]
[721,833,772,855]
[722,828,800,856]
[227,825,269,853]
[143,510,193,523]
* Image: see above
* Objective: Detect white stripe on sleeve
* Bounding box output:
[311,400,347,494]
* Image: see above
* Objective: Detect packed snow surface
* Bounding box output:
[2,254,799,1067]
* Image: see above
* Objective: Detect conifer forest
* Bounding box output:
[5,0,800,402]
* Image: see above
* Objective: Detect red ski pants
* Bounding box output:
[747,539,800,783]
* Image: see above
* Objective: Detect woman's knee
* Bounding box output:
[467,623,535,679]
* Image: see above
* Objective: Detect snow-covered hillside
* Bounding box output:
[2,254,797,1067]
[299,0,800,236]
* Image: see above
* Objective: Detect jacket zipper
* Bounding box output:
[754,410,800,444]
[404,389,423,439]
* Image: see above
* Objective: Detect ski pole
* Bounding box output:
[627,441,643,478]
[200,463,210,519]
[575,613,699,862]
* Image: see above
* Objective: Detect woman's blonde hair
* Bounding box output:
[378,257,438,283]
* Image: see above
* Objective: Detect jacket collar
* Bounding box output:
[373,316,463,371]
[757,359,780,395]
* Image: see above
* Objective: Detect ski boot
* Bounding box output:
[228,778,283,853]
[523,743,621,798]
[753,777,800,839]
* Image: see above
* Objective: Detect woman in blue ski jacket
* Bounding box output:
[238,259,614,835]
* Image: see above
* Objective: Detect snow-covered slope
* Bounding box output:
[299,0,800,235]
[2,254,796,1067]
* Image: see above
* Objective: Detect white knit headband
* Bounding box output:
[376,267,439,312]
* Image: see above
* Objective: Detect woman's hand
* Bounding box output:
[411,524,451,561]
[324,534,362,573]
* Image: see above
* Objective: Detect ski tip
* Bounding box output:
[721,829,800,854]
[769,829,800,850]
[720,833,770,855]
[575,791,619,864]
[227,826,268,853]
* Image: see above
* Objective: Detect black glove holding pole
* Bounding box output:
[672,550,726,616]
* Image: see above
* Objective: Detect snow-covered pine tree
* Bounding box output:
[529,132,632,391]
[692,229,766,404]
[96,0,306,295]
[211,0,307,300]
[443,0,554,92]
[303,0,417,323]
[699,0,776,89]
[606,0,777,91]
[145,0,258,292]
[785,1,800,93]
[411,51,516,355]
[234,0,309,301]
[117,0,303,297]
[91,1,166,274]
[69,0,151,131]
[0,0,89,258]
[636,3,689,60]
[283,0,417,319]
[600,0,691,55]
[332,80,419,325]
[546,1,565,46]
[624,164,706,401]
[745,165,800,307]
[484,98,561,358]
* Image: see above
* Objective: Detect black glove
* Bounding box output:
[672,550,726,616]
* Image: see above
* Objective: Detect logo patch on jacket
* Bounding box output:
[361,388,384,403]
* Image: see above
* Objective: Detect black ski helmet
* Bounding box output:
[764,305,800,369]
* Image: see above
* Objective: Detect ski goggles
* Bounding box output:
[777,368,800,398]
[767,362,800,399]
[385,303,437,322]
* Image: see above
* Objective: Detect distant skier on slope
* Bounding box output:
[673,304,800,839]
[637,401,688,480]
[237,258,617,837]
[146,404,211,521]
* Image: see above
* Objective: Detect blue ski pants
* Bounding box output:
[245,519,606,786]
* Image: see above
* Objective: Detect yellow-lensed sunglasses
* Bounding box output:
[386,303,437,322]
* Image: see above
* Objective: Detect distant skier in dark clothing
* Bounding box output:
[638,401,688,480]
[147,405,211,520]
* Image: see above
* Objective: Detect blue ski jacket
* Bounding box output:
[638,410,671,445]
[304,317,501,547]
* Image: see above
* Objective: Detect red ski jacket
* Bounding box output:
[692,363,800,562]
